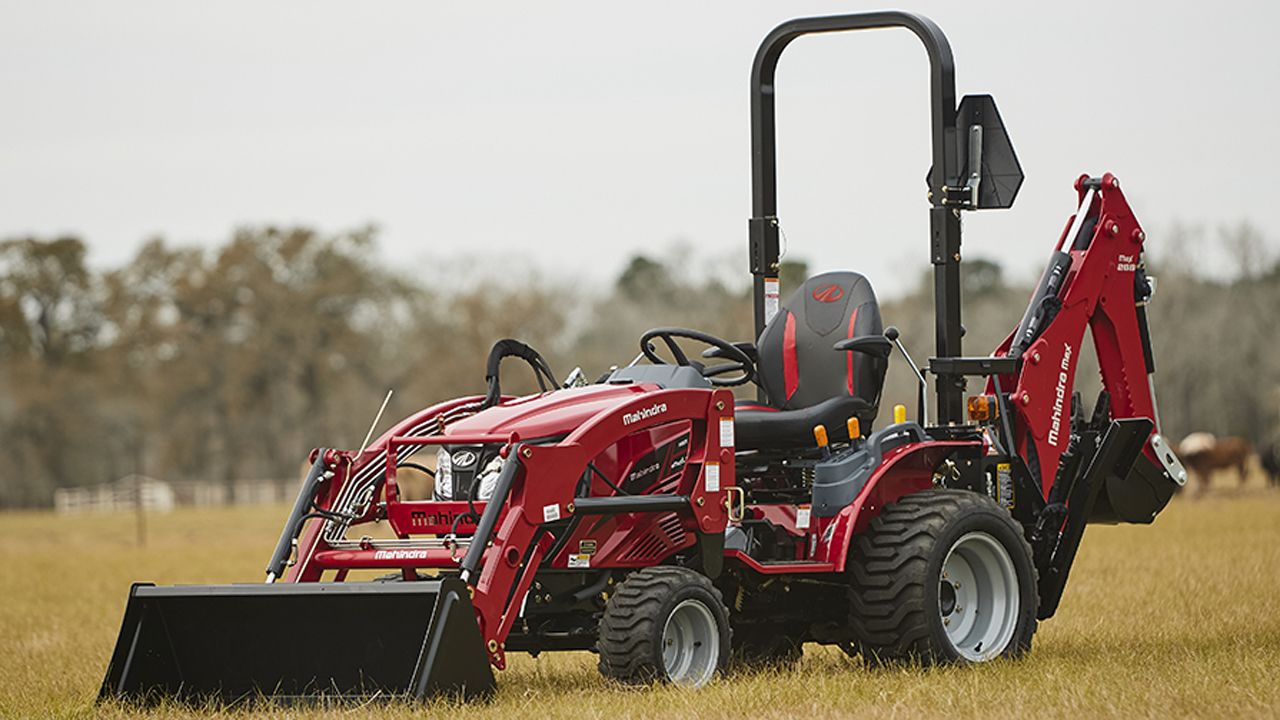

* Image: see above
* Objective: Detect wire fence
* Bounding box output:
[53,475,292,514]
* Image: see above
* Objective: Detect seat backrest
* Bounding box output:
[756,271,885,411]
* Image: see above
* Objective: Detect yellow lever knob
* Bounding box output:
[847,416,861,439]
[813,424,829,448]
[893,404,907,424]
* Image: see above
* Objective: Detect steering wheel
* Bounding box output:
[639,327,755,387]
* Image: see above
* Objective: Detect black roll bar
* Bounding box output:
[748,11,967,424]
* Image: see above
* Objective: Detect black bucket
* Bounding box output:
[99,577,494,705]
[1090,450,1179,524]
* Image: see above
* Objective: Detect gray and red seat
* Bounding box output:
[736,271,886,449]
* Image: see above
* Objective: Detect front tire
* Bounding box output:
[848,488,1037,664]
[597,566,731,687]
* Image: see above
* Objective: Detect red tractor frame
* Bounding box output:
[101,11,1186,705]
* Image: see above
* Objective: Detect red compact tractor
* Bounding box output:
[101,11,1186,704]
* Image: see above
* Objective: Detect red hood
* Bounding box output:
[445,383,659,440]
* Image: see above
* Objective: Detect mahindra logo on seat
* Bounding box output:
[812,284,844,303]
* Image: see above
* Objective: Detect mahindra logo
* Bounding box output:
[1048,343,1073,447]
[451,450,477,467]
[411,510,477,527]
[812,284,844,303]
[373,549,428,560]
[623,402,667,426]
[628,462,659,482]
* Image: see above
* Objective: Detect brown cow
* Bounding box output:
[1177,433,1253,494]
[1261,441,1280,488]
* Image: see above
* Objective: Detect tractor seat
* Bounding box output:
[736,271,886,450]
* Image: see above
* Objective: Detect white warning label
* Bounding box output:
[543,503,561,522]
[719,418,735,448]
[704,462,720,492]
[764,278,781,324]
[796,505,811,530]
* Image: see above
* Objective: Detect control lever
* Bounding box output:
[885,327,928,425]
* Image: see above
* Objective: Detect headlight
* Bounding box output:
[434,449,453,500]
[476,456,504,500]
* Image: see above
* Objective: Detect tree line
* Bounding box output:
[1,224,1275,506]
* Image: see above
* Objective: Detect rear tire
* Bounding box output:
[848,488,1037,664]
[597,566,730,687]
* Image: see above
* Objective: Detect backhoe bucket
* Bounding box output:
[99,577,494,705]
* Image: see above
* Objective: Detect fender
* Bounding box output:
[820,439,979,572]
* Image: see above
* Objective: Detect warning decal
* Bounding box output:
[764,278,781,324]
[719,418,735,448]
[704,462,720,492]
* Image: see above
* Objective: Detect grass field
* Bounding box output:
[2,476,1278,719]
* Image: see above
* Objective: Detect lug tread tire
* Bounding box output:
[597,566,730,684]
[847,488,1038,665]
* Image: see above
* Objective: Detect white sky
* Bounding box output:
[2,1,1277,297]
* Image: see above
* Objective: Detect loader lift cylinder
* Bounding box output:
[459,449,522,583]
[265,450,330,582]
[748,11,965,422]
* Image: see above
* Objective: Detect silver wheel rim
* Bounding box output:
[661,598,719,686]
[939,531,1019,661]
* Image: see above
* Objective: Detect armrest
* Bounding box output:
[833,335,893,359]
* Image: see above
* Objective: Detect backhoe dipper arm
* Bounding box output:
[989,174,1176,500]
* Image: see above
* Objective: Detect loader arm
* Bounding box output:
[279,387,735,671]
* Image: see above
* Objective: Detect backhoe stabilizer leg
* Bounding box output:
[1035,418,1153,620]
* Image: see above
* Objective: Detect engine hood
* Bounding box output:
[444,383,659,440]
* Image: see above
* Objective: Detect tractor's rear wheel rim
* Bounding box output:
[661,598,719,686]
[939,531,1019,661]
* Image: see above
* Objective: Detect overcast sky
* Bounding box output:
[2,1,1277,298]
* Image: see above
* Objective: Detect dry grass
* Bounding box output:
[2,473,1278,720]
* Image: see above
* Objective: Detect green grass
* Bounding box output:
[2,478,1278,719]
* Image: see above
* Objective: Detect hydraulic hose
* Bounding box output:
[1008,251,1072,358]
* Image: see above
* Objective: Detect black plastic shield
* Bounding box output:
[955,94,1023,209]
[926,94,1024,210]
[99,577,494,705]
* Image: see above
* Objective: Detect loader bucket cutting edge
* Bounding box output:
[98,577,495,705]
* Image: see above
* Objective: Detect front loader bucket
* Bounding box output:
[99,577,494,705]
